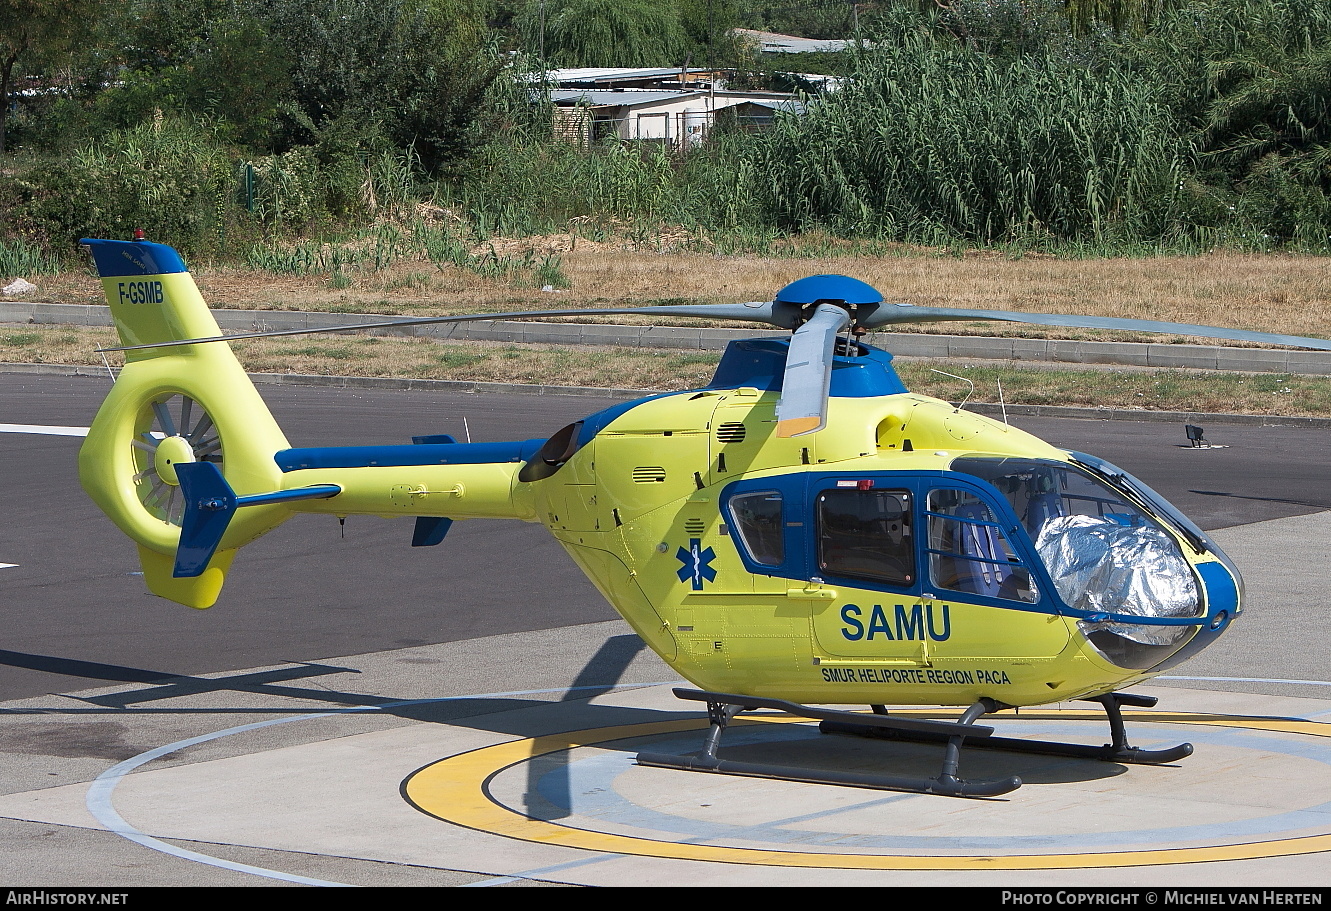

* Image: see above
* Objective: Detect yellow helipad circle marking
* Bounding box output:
[404,711,1331,870]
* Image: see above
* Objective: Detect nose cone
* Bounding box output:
[1150,560,1242,673]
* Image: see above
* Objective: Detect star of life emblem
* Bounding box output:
[675,538,717,591]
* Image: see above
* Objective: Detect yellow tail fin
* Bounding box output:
[79,238,291,608]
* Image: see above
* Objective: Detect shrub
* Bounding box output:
[750,33,1188,244]
[9,117,234,256]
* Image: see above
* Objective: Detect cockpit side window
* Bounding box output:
[926,489,1037,603]
[817,489,914,587]
[729,491,784,566]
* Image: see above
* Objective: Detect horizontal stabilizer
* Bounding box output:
[174,462,239,578]
[174,462,342,578]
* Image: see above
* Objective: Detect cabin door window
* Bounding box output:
[925,488,1038,604]
[815,488,914,587]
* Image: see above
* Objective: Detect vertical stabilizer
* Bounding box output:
[78,238,292,608]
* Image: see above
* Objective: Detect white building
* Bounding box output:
[541,68,808,148]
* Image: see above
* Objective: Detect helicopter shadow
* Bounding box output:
[644,721,1131,795]
[2,641,1141,823]
[511,717,1135,825]
[1,637,674,822]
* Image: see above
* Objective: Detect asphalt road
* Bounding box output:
[1,375,627,702]
[3,373,1330,702]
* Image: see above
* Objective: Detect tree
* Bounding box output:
[99,4,292,150]
[678,0,740,67]
[88,0,497,168]
[1063,0,1174,35]
[256,0,496,165]
[0,0,98,153]
[1129,0,1331,244]
[521,0,689,67]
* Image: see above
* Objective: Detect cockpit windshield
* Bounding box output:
[951,456,1203,668]
[950,456,1156,542]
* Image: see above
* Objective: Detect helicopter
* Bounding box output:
[75,236,1331,799]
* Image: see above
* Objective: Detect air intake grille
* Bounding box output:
[632,466,667,483]
[684,518,706,535]
[716,422,747,443]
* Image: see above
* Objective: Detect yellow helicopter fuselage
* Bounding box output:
[78,241,1240,712]
[277,376,1235,708]
[523,388,1228,707]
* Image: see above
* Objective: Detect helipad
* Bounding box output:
[8,673,1331,886]
[407,706,1331,871]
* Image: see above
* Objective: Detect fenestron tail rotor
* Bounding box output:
[130,393,224,527]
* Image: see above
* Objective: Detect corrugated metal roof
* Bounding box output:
[550,67,715,84]
[551,89,695,107]
[732,28,856,53]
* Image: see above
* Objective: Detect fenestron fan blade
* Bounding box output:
[862,304,1331,350]
[776,303,851,438]
[98,302,791,353]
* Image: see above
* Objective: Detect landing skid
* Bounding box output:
[823,692,1194,766]
[635,688,1191,798]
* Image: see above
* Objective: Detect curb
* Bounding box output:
[5,301,1331,376]
[9,362,1330,429]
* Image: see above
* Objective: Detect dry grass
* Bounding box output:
[21,246,1331,343]
[6,323,1331,417]
[8,241,1330,416]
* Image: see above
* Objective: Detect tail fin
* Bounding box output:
[79,238,292,608]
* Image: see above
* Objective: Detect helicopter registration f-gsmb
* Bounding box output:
[79,237,1323,798]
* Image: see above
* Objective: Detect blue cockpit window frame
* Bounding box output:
[721,466,1222,629]
[923,489,1040,605]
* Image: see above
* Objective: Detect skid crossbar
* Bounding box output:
[636,688,1022,798]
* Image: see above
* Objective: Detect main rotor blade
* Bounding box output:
[97,301,792,353]
[776,303,851,438]
[862,304,1331,351]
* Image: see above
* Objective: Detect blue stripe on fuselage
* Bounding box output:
[274,439,546,472]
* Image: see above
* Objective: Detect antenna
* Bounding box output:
[463,416,472,443]
[997,376,1008,425]
[930,368,974,412]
